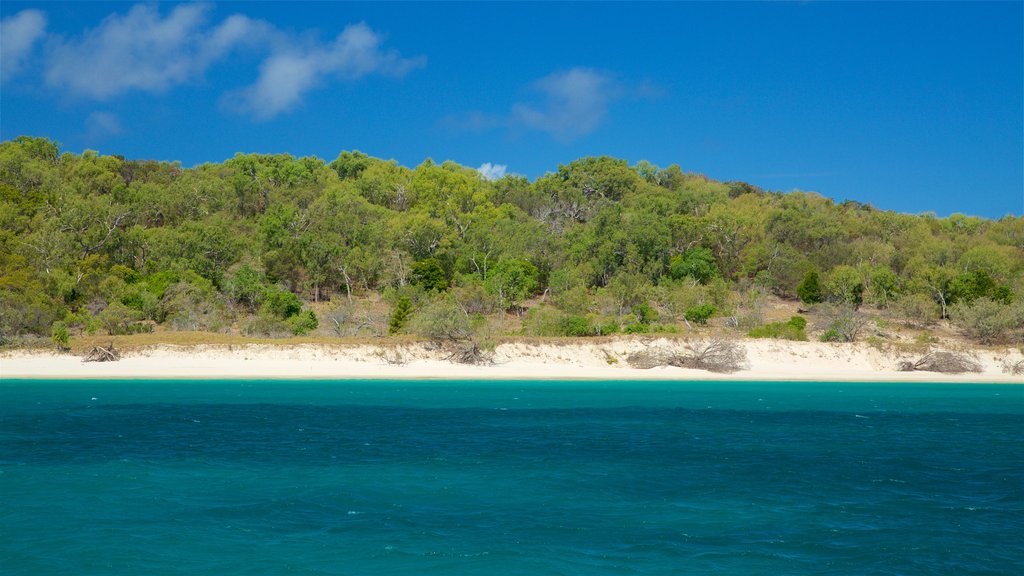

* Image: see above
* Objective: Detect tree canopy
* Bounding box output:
[1,137,1021,345]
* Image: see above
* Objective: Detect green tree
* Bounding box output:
[411,258,448,292]
[668,247,718,284]
[485,259,539,312]
[797,270,823,304]
[389,296,413,335]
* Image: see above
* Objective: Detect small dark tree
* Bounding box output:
[389,296,413,335]
[797,270,823,304]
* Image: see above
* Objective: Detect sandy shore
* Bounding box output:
[2,338,1022,383]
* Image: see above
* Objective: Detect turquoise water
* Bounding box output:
[1,379,1022,575]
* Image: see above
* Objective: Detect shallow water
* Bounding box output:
[2,379,1022,575]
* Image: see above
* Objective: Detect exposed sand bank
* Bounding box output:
[2,338,1022,383]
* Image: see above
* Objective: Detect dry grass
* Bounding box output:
[62,331,417,354]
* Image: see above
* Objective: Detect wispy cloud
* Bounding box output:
[225,23,425,120]
[447,67,654,142]
[511,68,620,141]
[29,3,421,119]
[45,4,218,98]
[1,9,47,82]
[477,163,507,180]
[84,111,123,140]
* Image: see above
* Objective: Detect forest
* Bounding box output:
[1,135,1022,349]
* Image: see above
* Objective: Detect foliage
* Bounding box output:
[748,316,808,341]
[411,258,448,292]
[797,270,823,304]
[0,136,1021,345]
[815,303,869,343]
[261,289,303,320]
[51,321,70,351]
[408,295,471,341]
[632,302,659,325]
[486,258,539,311]
[950,298,1024,344]
[668,247,718,284]
[389,296,413,335]
[684,304,715,325]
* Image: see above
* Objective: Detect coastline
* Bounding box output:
[2,338,1021,383]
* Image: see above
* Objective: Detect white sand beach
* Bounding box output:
[2,338,1022,383]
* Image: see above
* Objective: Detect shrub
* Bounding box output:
[261,289,303,320]
[51,321,70,351]
[408,296,471,341]
[623,323,650,334]
[288,310,319,336]
[96,301,142,335]
[951,298,1024,344]
[684,304,715,325]
[633,302,659,325]
[820,328,844,342]
[560,315,594,337]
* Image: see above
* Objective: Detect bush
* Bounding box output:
[623,323,649,334]
[684,304,715,325]
[560,315,594,337]
[408,296,471,341]
[160,280,230,332]
[633,302,659,325]
[96,301,142,335]
[261,289,303,320]
[51,321,70,351]
[951,298,1024,344]
[288,310,319,336]
[820,328,844,342]
[816,303,869,342]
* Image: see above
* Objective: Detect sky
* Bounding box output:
[1,1,1021,218]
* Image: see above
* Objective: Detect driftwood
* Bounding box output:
[1001,359,1024,376]
[627,339,748,373]
[897,351,981,374]
[83,343,120,363]
[445,341,494,365]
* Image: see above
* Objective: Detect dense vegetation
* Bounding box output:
[2,136,1022,347]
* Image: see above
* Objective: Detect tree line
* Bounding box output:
[1,135,1022,346]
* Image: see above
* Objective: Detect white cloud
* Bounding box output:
[227,23,426,120]
[1,9,47,82]
[447,67,647,142]
[36,4,422,119]
[510,68,620,141]
[45,4,218,98]
[84,111,123,140]
[477,163,507,180]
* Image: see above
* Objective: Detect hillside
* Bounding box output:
[2,136,1022,351]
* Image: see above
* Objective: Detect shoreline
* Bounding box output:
[2,339,1021,384]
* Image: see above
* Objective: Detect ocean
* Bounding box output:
[1,379,1022,575]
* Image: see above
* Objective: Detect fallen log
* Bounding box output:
[83,343,120,363]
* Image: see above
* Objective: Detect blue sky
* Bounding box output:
[1,1,1021,218]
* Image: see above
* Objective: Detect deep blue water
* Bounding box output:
[1,379,1022,575]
